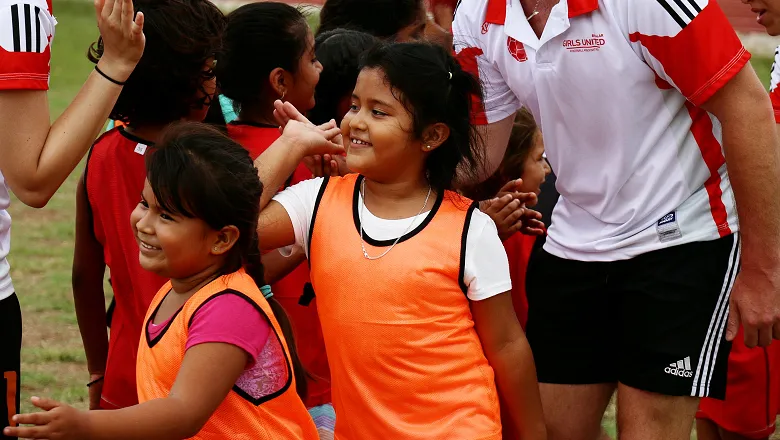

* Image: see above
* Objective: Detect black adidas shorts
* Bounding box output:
[0,294,21,440]
[526,234,740,399]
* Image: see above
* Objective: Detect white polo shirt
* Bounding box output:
[453,0,749,261]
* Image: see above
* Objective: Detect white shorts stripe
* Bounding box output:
[704,238,741,396]
[690,234,740,397]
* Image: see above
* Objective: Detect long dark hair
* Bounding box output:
[146,122,308,398]
[88,0,225,127]
[216,2,309,116]
[317,0,423,39]
[310,29,378,125]
[360,42,485,191]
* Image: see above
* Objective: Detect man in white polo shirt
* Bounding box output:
[453,0,780,438]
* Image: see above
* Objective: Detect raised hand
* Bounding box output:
[94,0,145,82]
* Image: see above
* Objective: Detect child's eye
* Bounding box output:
[160,212,174,221]
[372,109,387,116]
[349,104,359,112]
[312,56,319,64]
[139,200,149,208]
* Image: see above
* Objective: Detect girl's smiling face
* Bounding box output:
[341,67,429,183]
[130,179,222,280]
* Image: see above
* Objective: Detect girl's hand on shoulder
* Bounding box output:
[95,0,145,82]
[4,397,87,440]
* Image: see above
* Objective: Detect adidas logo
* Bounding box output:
[664,356,693,378]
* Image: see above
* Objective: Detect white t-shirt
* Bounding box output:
[453,0,746,261]
[272,177,511,301]
[0,176,13,301]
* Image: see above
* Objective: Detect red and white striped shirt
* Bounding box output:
[453,0,748,261]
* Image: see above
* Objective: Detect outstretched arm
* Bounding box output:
[0,0,144,207]
[4,343,248,440]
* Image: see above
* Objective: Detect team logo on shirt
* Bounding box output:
[0,2,54,53]
[562,34,606,53]
[506,37,527,62]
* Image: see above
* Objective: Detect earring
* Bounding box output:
[213,246,218,252]
[280,90,286,101]
[425,145,432,150]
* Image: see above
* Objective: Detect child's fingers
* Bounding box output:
[282,101,309,124]
[329,160,339,176]
[100,0,116,20]
[133,10,144,33]
[497,199,522,221]
[93,0,105,20]
[120,0,132,30]
[31,396,61,412]
[13,411,51,426]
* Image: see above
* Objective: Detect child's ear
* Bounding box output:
[420,123,450,152]
[211,226,240,256]
[269,68,289,100]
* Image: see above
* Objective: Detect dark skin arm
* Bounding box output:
[471,292,546,440]
[71,174,109,410]
[261,247,307,285]
[4,343,249,439]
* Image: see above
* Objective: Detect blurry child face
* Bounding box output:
[130,180,221,280]
[518,130,551,195]
[743,0,780,34]
[189,58,218,122]
[285,30,323,112]
[341,68,426,183]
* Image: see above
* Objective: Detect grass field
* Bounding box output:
[10,1,776,437]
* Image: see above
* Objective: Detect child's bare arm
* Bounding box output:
[471,292,547,440]
[262,247,306,285]
[0,0,143,208]
[5,343,248,440]
[71,174,109,409]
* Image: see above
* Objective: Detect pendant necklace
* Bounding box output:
[359,179,432,260]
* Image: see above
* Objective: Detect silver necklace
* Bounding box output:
[359,179,432,260]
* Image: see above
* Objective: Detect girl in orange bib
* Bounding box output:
[256,42,546,439]
[5,123,318,440]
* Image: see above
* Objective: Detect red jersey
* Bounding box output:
[85,128,168,409]
[502,233,536,329]
[227,121,331,408]
[0,0,55,90]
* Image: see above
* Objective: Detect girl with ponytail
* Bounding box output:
[255,42,546,439]
[6,122,319,440]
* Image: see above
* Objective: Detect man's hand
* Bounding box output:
[726,265,780,347]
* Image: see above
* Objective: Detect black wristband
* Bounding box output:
[86,376,104,387]
[94,66,126,86]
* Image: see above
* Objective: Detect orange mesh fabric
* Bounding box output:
[309,174,502,440]
[136,269,318,439]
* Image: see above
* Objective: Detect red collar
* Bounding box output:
[484,0,599,24]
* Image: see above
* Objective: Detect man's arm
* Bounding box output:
[700,63,780,348]
[0,0,144,208]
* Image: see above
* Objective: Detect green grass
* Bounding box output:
[11,1,776,436]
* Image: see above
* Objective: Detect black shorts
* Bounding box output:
[0,294,21,440]
[526,234,739,399]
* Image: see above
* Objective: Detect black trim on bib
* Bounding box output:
[187,289,295,406]
[307,176,331,253]
[351,175,444,247]
[118,127,155,146]
[458,202,479,295]
[144,290,184,348]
